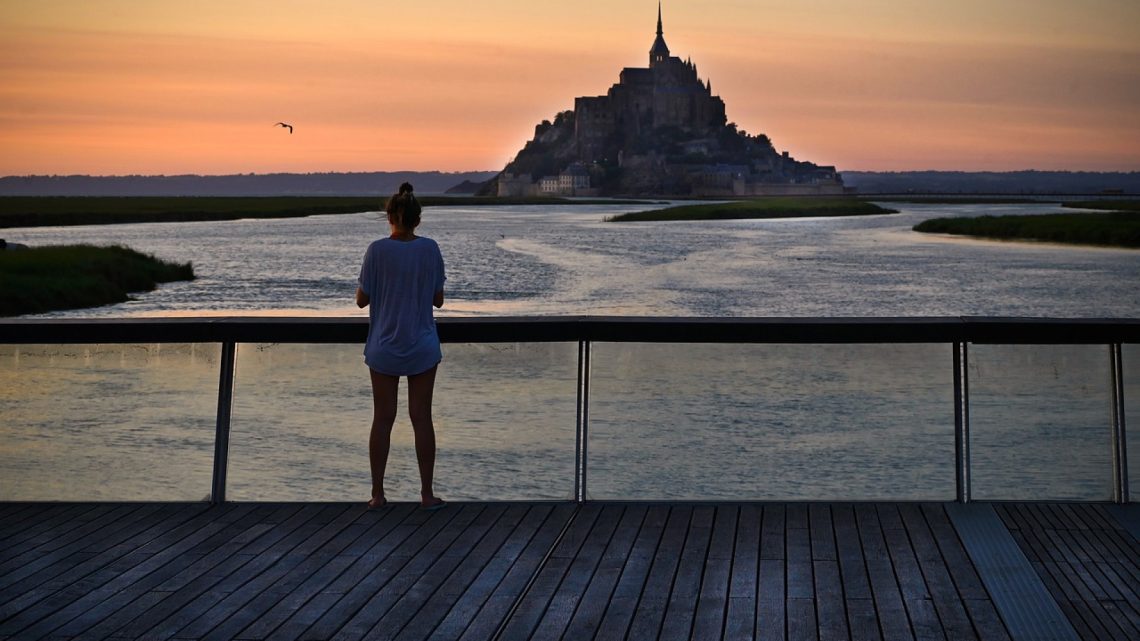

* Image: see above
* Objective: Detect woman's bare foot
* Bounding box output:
[420,495,445,511]
[368,495,387,509]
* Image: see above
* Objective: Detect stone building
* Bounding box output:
[492,3,847,197]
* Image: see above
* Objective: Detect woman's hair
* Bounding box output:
[385,182,422,229]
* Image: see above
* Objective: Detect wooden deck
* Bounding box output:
[0,502,1136,641]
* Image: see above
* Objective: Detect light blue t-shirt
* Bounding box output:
[358,237,446,376]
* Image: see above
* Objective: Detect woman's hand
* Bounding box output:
[355,287,370,308]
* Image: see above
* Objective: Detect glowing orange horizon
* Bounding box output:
[1,1,1137,175]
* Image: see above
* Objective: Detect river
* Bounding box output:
[2,202,1137,503]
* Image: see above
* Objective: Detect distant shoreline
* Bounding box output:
[0,196,656,229]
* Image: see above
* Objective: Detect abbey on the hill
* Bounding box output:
[493,3,846,197]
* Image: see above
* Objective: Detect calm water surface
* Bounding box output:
[3,202,1138,502]
[7,201,1140,317]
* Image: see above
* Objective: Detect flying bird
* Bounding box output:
[275,122,293,134]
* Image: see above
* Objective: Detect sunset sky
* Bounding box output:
[1,0,1138,176]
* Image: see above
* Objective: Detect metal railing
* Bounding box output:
[2,316,1136,503]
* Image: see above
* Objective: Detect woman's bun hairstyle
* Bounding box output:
[386,182,422,229]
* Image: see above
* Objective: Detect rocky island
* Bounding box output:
[485,3,847,198]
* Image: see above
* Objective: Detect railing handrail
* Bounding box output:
[2,316,1139,344]
[1,315,1132,504]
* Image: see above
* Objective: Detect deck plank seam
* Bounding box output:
[199,503,400,641]
[486,502,582,641]
[389,504,533,641]
[366,504,508,641]
[330,503,486,640]
[559,504,648,641]
[921,504,1008,641]
[0,502,261,640]
[280,503,461,641]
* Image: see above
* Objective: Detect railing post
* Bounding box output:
[954,342,971,503]
[1110,343,1129,504]
[574,340,591,503]
[211,341,236,504]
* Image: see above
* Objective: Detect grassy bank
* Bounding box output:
[608,197,898,222]
[0,195,655,228]
[0,244,195,316]
[1063,200,1140,212]
[913,212,1140,248]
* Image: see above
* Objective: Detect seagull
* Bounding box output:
[275,122,293,134]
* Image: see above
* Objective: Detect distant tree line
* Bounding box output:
[0,171,499,197]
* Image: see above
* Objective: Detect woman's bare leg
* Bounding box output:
[368,369,399,507]
[407,365,440,506]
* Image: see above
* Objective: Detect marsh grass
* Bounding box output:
[0,244,194,316]
[913,212,1140,248]
[607,197,897,222]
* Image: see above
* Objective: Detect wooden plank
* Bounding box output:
[494,504,603,641]
[961,599,1012,641]
[813,560,848,641]
[358,504,510,641]
[414,501,560,638]
[920,504,988,601]
[626,506,692,641]
[72,503,325,640]
[325,504,484,641]
[223,508,402,640]
[0,503,103,553]
[905,597,947,641]
[810,504,837,561]
[899,504,977,641]
[787,597,818,641]
[560,505,647,641]
[855,505,889,562]
[787,504,809,530]
[691,506,737,641]
[880,517,927,602]
[0,502,264,640]
[0,503,206,624]
[724,505,759,641]
[386,504,531,641]
[659,506,714,641]
[528,505,625,641]
[846,598,883,641]
[757,559,785,641]
[285,504,462,641]
[833,504,871,600]
[452,504,577,641]
[760,505,786,561]
[0,503,146,587]
[190,504,393,641]
[592,505,668,641]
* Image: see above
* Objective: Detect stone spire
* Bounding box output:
[650,1,670,66]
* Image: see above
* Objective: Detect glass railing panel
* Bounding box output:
[969,345,1112,501]
[587,343,954,501]
[0,343,219,501]
[228,342,577,501]
[1126,344,1139,500]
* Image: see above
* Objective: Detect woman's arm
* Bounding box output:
[433,290,444,309]
[355,287,370,308]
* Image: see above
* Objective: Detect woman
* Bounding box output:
[356,182,446,510]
